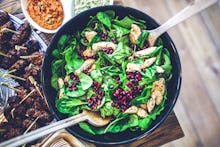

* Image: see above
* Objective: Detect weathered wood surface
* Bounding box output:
[122,0,220,147]
[0,0,185,146]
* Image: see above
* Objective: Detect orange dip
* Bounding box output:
[27,0,64,30]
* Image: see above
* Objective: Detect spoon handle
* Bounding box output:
[150,0,218,41]
[0,113,87,147]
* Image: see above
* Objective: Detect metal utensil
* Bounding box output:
[0,110,111,147]
[147,0,218,46]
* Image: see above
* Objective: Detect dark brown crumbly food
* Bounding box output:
[0,43,10,54]
[8,59,29,76]
[1,39,41,70]
[0,14,53,143]
[0,21,15,45]
[1,49,19,69]
[10,22,31,46]
[0,12,9,26]
[0,11,9,26]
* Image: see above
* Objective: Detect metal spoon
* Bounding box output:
[0,110,111,147]
[147,0,218,46]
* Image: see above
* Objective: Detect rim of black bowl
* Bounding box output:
[42,5,182,145]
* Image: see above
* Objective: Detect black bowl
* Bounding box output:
[42,5,182,145]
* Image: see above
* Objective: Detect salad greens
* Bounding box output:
[51,10,172,134]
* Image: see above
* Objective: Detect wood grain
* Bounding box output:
[126,112,183,147]
[124,0,220,147]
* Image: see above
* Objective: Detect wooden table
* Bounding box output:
[0,0,184,146]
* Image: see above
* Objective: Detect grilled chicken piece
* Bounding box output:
[129,24,141,44]
[137,108,148,118]
[58,78,65,98]
[126,57,156,72]
[124,106,138,114]
[0,11,9,26]
[124,106,148,118]
[83,46,95,57]
[85,31,97,42]
[134,47,157,57]
[151,78,165,105]
[147,97,156,113]
[10,22,31,46]
[83,42,116,57]
[74,59,95,75]
[0,21,15,44]
[156,66,165,73]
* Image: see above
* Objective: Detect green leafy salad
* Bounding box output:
[51,10,172,135]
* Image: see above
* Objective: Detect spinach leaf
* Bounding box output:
[161,53,172,74]
[66,89,85,97]
[78,73,93,90]
[52,48,62,58]
[100,102,120,118]
[101,66,121,76]
[57,35,71,49]
[141,65,157,80]
[112,24,130,37]
[56,97,87,114]
[78,122,105,135]
[138,117,151,130]
[89,35,101,45]
[51,59,65,90]
[64,47,84,74]
[51,59,65,76]
[51,74,59,90]
[114,16,146,29]
[111,42,131,64]
[96,12,111,29]
[90,69,103,83]
[104,113,129,133]
[131,84,152,105]
[100,52,116,65]
[136,31,149,48]
[104,10,115,19]
[105,114,139,133]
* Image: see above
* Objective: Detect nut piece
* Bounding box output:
[129,24,141,44]
[85,31,97,42]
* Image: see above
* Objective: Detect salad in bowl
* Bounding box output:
[42,5,181,145]
[51,10,172,134]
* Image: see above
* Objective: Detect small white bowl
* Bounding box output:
[21,0,114,34]
[21,0,74,34]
